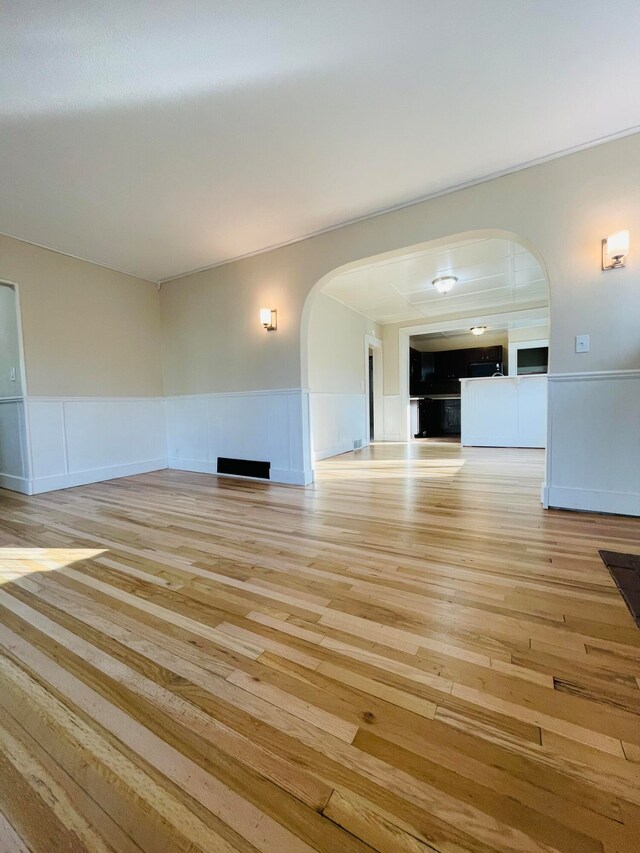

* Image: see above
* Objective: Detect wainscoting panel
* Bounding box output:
[26,397,167,494]
[383,395,402,441]
[309,393,367,461]
[166,389,312,485]
[0,398,30,493]
[546,370,640,516]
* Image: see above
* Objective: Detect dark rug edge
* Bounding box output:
[599,550,640,630]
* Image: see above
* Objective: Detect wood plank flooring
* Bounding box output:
[0,441,639,852]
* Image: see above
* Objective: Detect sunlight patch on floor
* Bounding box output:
[0,548,107,584]
[315,458,466,480]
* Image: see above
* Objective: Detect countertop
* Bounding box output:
[410,395,461,400]
[459,374,547,383]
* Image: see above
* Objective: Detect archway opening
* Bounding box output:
[301,230,550,495]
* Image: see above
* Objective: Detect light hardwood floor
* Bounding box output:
[0,441,639,852]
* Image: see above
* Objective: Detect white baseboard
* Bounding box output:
[0,472,32,495]
[30,458,168,494]
[271,467,313,486]
[313,440,356,461]
[547,486,640,517]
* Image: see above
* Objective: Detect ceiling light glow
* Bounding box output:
[432,275,457,294]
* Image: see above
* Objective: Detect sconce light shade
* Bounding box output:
[602,230,629,270]
[260,307,277,331]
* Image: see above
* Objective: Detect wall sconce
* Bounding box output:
[602,230,629,270]
[260,307,277,331]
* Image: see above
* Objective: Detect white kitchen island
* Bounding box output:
[460,375,547,448]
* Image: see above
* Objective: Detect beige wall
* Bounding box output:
[160,133,640,398]
[508,324,550,344]
[0,284,22,397]
[159,248,309,395]
[0,235,164,397]
[308,294,381,394]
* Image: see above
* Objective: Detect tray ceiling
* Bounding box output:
[323,238,548,324]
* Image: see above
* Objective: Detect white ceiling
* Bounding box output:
[2,1,640,281]
[323,238,547,324]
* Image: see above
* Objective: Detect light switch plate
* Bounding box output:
[575,334,590,353]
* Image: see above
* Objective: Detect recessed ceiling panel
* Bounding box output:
[323,236,549,323]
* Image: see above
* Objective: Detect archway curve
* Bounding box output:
[300,227,551,390]
[300,227,552,481]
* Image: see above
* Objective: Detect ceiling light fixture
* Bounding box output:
[602,230,629,270]
[432,275,457,294]
[470,326,487,336]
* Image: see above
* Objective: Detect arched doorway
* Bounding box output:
[301,229,551,492]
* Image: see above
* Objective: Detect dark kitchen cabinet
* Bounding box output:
[460,345,502,367]
[475,345,502,363]
[416,398,461,437]
[410,345,503,396]
[436,349,467,381]
[409,347,423,396]
[436,346,504,380]
[442,399,461,433]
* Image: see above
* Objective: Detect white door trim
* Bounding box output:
[364,334,383,444]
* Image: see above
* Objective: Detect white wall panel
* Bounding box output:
[309,393,367,461]
[0,399,29,492]
[63,400,166,472]
[546,371,640,515]
[27,401,66,479]
[383,395,402,440]
[517,376,548,447]
[26,397,167,493]
[167,389,312,485]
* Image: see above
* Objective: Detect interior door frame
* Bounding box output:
[364,334,383,444]
[0,279,33,483]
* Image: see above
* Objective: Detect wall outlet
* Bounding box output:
[575,334,590,353]
[10,367,16,381]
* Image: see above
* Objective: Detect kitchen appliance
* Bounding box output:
[468,361,503,378]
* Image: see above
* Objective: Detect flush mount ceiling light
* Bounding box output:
[470,326,487,336]
[602,229,629,270]
[432,275,457,294]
